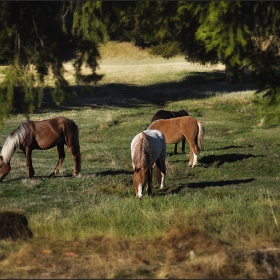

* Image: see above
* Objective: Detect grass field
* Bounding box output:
[1,42,280,278]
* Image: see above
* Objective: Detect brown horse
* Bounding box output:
[131,129,166,198]
[151,109,189,154]
[0,117,81,181]
[148,116,204,167]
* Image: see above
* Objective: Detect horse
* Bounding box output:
[151,109,189,154]
[0,116,81,181]
[131,129,166,198]
[148,116,204,167]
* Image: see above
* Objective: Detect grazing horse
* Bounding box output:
[0,117,81,181]
[151,109,189,154]
[148,116,204,167]
[131,129,166,198]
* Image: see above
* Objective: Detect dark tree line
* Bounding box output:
[1,1,280,125]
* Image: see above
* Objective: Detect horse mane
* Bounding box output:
[0,123,28,163]
[132,133,151,169]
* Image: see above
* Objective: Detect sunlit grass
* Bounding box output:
[1,41,280,278]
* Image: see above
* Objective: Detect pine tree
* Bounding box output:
[0,1,108,126]
[192,1,280,125]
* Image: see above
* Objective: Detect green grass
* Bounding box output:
[1,41,280,278]
[1,81,279,245]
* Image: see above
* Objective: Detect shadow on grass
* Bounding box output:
[160,178,255,195]
[2,174,77,183]
[215,144,255,150]
[95,170,133,177]
[37,71,257,113]
[166,153,261,167]
[200,153,261,168]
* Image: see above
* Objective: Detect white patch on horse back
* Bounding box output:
[192,152,198,167]
[137,184,143,198]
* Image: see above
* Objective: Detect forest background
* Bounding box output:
[0,1,280,126]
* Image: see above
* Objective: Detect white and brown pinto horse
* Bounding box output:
[0,117,81,181]
[131,129,166,198]
[148,116,204,167]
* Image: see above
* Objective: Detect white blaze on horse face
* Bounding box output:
[137,183,143,198]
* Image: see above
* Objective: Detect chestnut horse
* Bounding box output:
[0,117,81,181]
[148,116,204,167]
[131,129,166,198]
[151,109,189,154]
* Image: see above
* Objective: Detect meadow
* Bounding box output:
[0,42,280,278]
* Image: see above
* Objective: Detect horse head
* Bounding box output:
[133,166,149,198]
[0,156,11,182]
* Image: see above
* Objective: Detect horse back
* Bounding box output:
[151,109,189,123]
[149,116,199,144]
[27,117,79,150]
[151,110,174,122]
[143,130,166,162]
[172,110,189,117]
[131,130,165,169]
[149,119,184,144]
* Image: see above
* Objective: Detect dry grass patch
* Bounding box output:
[1,224,280,278]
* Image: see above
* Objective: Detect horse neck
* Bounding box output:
[1,125,25,163]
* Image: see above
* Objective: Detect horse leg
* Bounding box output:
[188,141,198,167]
[159,170,165,189]
[147,169,152,196]
[146,165,154,192]
[188,144,193,166]
[174,143,178,154]
[156,157,166,189]
[50,142,65,178]
[182,139,186,154]
[25,147,35,178]
[68,146,81,177]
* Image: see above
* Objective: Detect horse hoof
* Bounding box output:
[49,173,55,178]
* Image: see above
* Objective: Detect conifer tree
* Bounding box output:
[0,1,108,126]
[114,1,280,125]
[190,1,280,125]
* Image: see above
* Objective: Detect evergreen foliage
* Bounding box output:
[191,1,280,125]
[0,1,108,126]
[121,1,280,125]
[1,1,280,125]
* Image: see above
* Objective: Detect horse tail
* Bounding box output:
[196,121,204,154]
[64,119,81,174]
